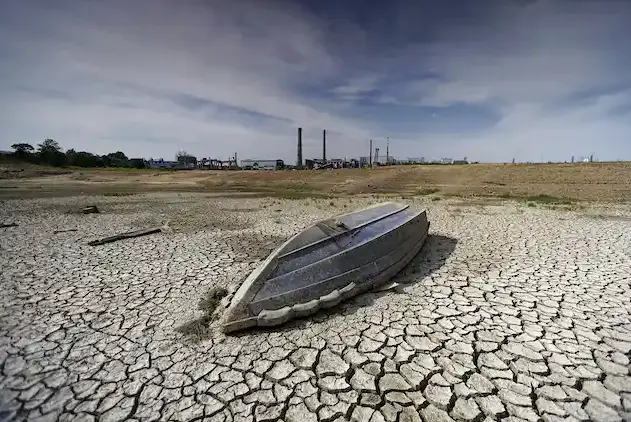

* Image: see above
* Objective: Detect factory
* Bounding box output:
[191,127,471,172]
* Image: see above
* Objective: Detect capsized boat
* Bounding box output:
[221,202,430,333]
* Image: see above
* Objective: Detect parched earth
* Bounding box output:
[0,193,630,422]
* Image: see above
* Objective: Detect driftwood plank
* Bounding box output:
[1,223,18,228]
[82,206,99,214]
[88,228,161,246]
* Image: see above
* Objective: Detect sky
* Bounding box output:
[1,0,630,163]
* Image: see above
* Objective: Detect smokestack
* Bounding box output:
[323,129,327,161]
[235,152,238,168]
[386,137,389,164]
[369,139,373,166]
[297,127,303,168]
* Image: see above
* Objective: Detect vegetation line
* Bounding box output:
[8,139,147,169]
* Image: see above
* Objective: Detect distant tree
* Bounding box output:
[37,139,67,167]
[11,143,34,154]
[105,151,130,167]
[108,151,128,161]
[8,139,149,169]
[66,148,77,166]
[67,149,104,167]
[37,139,62,153]
[176,150,197,167]
[10,143,35,162]
[129,158,146,169]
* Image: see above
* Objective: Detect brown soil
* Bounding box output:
[0,163,629,202]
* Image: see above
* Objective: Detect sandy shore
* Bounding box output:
[1,193,630,421]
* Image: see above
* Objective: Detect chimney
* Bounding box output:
[297,127,303,168]
[369,139,373,166]
[323,129,327,161]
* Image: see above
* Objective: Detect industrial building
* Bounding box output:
[145,158,180,169]
[305,159,327,169]
[240,159,284,170]
[305,158,360,169]
[407,157,425,164]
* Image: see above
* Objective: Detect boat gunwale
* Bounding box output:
[276,202,409,260]
[255,208,427,299]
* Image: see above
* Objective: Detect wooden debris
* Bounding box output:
[1,223,18,228]
[88,228,161,246]
[54,229,79,234]
[82,206,99,214]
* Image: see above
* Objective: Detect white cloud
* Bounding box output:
[1,0,630,162]
[331,76,381,101]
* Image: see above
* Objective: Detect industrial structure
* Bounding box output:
[240,159,284,170]
[296,127,303,169]
[136,132,612,171]
[145,158,180,169]
[198,154,239,169]
[148,128,480,172]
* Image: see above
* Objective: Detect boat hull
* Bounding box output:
[221,202,430,333]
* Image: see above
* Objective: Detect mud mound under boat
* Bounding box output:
[221,202,430,333]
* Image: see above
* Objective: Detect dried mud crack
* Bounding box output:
[1,193,630,422]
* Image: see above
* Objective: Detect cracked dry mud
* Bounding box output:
[1,193,630,422]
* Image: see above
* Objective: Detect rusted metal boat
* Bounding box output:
[221,202,430,333]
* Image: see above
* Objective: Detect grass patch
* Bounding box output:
[415,187,440,196]
[175,286,228,343]
[523,194,574,205]
[558,204,585,211]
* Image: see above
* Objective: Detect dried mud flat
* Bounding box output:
[1,193,630,422]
